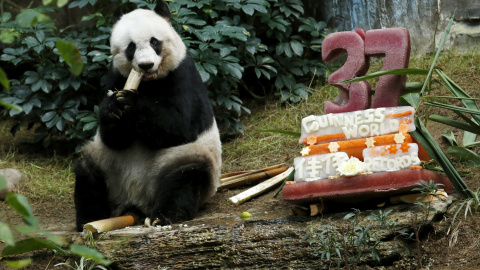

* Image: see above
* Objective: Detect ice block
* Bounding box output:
[294,152,349,182]
[283,168,454,204]
[365,28,410,108]
[363,143,421,172]
[299,106,415,144]
[322,31,371,114]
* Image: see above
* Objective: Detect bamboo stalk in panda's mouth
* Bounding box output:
[124,68,144,90]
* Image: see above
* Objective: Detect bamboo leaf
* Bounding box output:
[425,102,480,115]
[420,15,454,96]
[436,69,480,121]
[446,146,480,167]
[411,117,472,198]
[273,168,295,198]
[338,68,428,84]
[441,130,457,146]
[429,115,480,135]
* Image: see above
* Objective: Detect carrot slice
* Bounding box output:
[301,133,346,145]
[385,110,413,118]
[307,134,414,160]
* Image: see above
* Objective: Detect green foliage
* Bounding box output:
[303,209,395,268]
[0,5,108,147]
[0,175,110,268]
[1,0,327,143]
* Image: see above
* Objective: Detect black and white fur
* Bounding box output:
[74,1,222,231]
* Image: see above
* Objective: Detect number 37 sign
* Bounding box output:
[322,28,410,114]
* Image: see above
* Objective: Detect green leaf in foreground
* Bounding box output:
[0,67,10,90]
[0,222,15,246]
[2,238,63,256]
[69,244,111,265]
[5,193,38,226]
[15,9,52,28]
[4,258,33,268]
[259,129,301,137]
[338,68,428,84]
[56,40,84,76]
[0,175,6,190]
[0,99,22,112]
[410,117,472,198]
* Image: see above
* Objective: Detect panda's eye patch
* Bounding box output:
[126,42,136,61]
[150,37,162,55]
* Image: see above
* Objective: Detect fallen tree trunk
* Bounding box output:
[89,195,454,269]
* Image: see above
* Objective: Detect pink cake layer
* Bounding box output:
[283,169,453,204]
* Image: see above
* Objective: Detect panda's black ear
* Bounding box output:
[111,3,137,25]
[154,0,172,21]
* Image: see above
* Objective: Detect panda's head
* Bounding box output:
[110,1,186,80]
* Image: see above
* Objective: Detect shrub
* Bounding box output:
[0,0,327,145]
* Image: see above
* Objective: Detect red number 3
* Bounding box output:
[322,28,410,114]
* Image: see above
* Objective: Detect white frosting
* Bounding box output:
[363,143,420,172]
[299,106,415,144]
[294,152,349,182]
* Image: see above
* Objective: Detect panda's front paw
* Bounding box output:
[107,89,137,120]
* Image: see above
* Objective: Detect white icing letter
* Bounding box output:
[370,123,380,136]
[374,108,386,122]
[317,115,329,128]
[344,115,355,127]
[302,115,316,133]
[354,111,363,125]
[342,125,358,139]
[358,124,370,137]
[364,109,374,123]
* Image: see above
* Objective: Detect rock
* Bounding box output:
[0,168,28,200]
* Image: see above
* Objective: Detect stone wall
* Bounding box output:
[303,0,480,54]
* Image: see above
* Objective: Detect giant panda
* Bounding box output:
[73,0,222,231]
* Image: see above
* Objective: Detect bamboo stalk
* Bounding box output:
[221,163,286,183]
[228,167,294,206]
[219,166,288,191]
[84,215,135,234]
[124,68,143,90]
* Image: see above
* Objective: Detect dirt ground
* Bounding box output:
[2,52,480,268]
[1,114,480,270]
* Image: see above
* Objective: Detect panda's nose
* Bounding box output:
[138,63,154,71]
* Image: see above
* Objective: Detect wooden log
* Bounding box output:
[90,194,455,269]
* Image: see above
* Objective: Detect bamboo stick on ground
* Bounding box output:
[84,215,135,234]
[219,166,288,191]
[220,163,286,184]
[228,167,294,206]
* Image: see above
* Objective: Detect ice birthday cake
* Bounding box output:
[282,27,454,204]
[282,106,453,204]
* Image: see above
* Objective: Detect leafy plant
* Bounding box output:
[0,176,111,268]
[303,209,394,268]
[409,180,445,268]
[1,0,327,142]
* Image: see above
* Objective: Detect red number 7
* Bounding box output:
[322,28,410,114]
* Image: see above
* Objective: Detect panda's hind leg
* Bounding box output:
[73,157,111,231]
[150,163,212,226]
